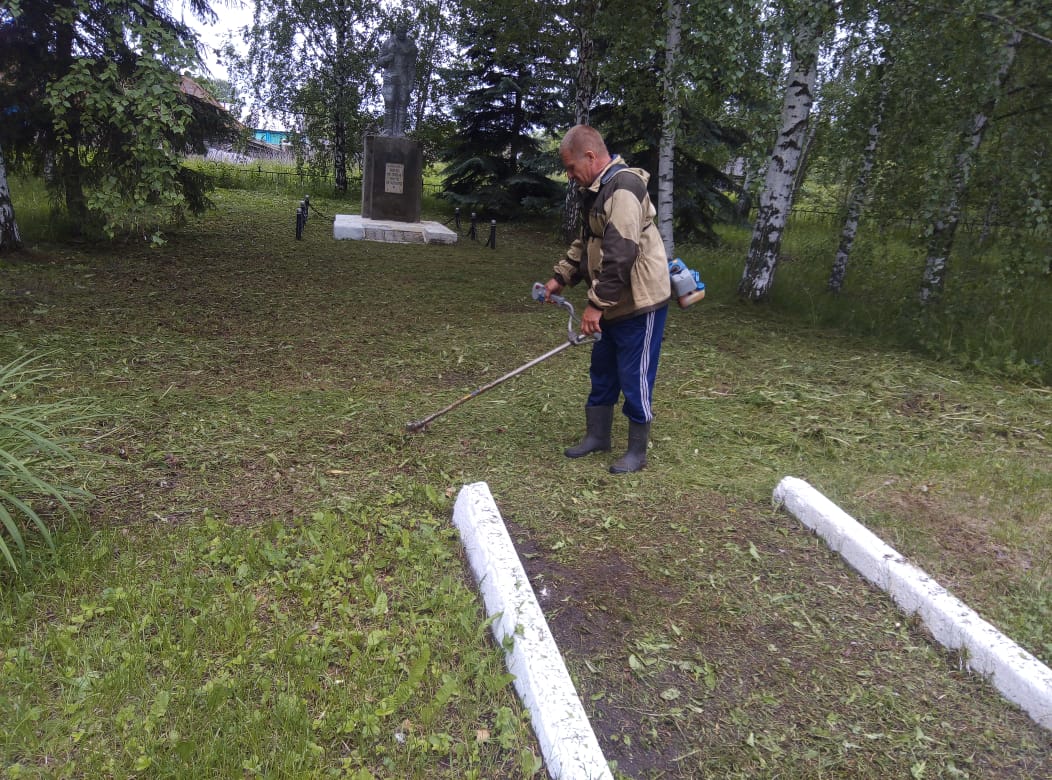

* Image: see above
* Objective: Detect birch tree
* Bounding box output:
[237,0,382,194]
[738,0,834,301]
[411,0,453,131]
[0,143,22,253]
[966,29,1052,251]
[656,0,683,258]
[725,15,784,227]
[828,59,888,293]
[919,26,1023,303]
[572,0,599,126]
[592,0,760,245]
[562,0,600,242]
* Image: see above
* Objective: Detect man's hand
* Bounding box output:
[581,304,602,336]
[543,278,564,301]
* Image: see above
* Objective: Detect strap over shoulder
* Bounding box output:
[599,163,628,185]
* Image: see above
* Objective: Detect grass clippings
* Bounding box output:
[0,186,1049,778]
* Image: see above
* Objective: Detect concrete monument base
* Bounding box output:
[333,214,457,245]
[362,135,423,223]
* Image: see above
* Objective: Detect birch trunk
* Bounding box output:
[733,164,755,223]
[656,0,682,259]
[919,29,1022,304]
[563,2,598,243]
[574,2,596,127]
[829,71,888,293]
[0,143,23,253]
[790,113,818,204]
[738,37,818,301]
[333,113,348,194]
[332,17,350,194]
[413,0,447,131]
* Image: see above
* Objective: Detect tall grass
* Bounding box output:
[181,158,446,200]
[0,353,94,573]
[681,215,1051,384]
[184,157,356,200]
[6,161,359,246]
[5,176,79,244]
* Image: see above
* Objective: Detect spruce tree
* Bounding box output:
[439,1,572,217]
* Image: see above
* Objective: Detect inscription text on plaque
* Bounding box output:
[385,163,405,194]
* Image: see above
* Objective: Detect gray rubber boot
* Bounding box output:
[609,421,650,474]
[564,405,614,458]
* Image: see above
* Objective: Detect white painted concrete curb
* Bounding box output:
[452,482,613,780]
[774,476,1052,731]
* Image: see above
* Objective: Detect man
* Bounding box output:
[377,25,417,137]
[542,125,671,474]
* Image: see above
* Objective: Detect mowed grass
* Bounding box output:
[1,508,537,778]
[0,183,1050,778]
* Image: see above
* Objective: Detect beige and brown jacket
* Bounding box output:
[553,155,671,323]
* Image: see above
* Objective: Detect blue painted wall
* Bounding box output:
[253,129,289,146]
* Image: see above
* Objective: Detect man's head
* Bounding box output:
[559,125,612,187]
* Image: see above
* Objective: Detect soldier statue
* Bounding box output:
[377,24,418,137]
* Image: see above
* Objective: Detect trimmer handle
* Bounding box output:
[531,281,568,308]
[531,282,600,344]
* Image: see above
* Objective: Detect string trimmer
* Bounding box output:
[405,283,599,432]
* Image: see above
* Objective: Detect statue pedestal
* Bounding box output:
[361,135,422,223]
[336,134,455,245]
[333,215,457,245]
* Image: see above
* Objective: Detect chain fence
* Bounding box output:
[195,159,443,196]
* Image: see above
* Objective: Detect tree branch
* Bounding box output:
[977,12,1052,47]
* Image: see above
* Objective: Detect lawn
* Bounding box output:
[1,185,1049,778]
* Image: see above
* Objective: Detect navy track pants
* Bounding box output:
[586,306,668,424]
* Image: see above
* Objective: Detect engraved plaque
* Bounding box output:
[385,163,405,194]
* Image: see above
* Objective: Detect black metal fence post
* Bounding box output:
[485,219,496,249]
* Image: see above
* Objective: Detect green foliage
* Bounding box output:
[413,115,460,169]
[798,2,1052,302]
[0,354,93,574]
[185,158,354,200]
[1,0,219,241]
[231,0,382,193]
[593,104,746,245]
[438,0,570,217]
[46,57,197,239]
[415,3,459,113]
[563,0,764,241]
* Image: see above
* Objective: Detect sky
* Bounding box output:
[179,0,397,127]
[180,1,269,124]
[181,1,255,81]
